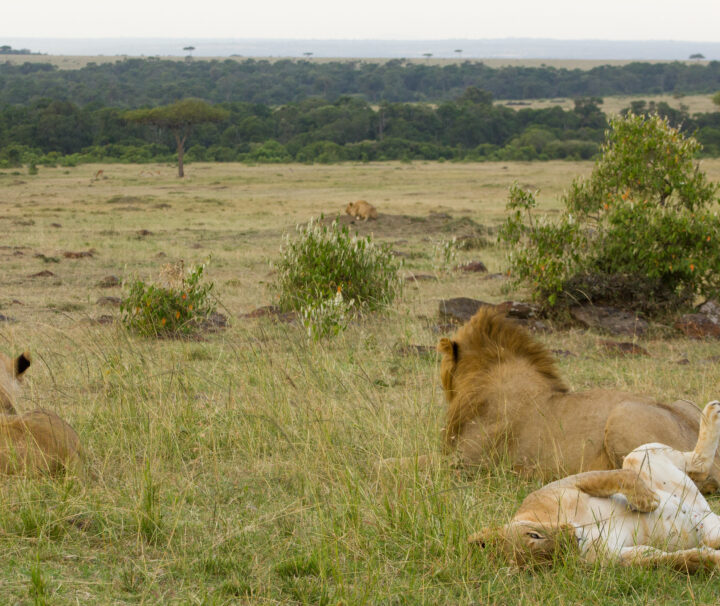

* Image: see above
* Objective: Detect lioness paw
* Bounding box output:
[628,489,660,513]
[702,400,720,425]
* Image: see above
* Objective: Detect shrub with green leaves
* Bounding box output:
[121,262,216,336]
[499,113,720,313]
[274,219,401,335]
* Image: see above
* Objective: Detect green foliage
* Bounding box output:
[713,91,720,107]
[274,219,401,336]
[432,236,459,272]
[120,261,215,337]
[565,113,717,213]
[138,461,163,545]
[2,58,720,107]
[124,98,229,131]
[499,113,720,312]
[28,564,48,606]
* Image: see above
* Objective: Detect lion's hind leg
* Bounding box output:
[622,401,720,485]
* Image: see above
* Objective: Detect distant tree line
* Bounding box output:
[0,45,37,55]
[1,58,720,107]
[1,90,719,168]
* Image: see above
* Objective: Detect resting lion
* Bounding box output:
[470,400,720,572]
[437,306,720,491]
[345,200,378,221]
[0,351,81,474]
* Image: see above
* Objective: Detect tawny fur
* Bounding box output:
[345,200,378,221]
[471,401,720,572]
[0,351,81,474]
[439,307,720,490]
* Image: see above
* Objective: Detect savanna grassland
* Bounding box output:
[2,159,720,604]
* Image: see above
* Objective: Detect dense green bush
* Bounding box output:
[121,262,216,337]
[499,113,720,313]
[274,219,402,336]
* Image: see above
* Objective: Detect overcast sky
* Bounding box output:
[3,0,720,41]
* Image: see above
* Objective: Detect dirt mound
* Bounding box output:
[322,212,490,239]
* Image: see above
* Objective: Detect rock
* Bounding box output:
[697,300,720,323]
[199,312,229,332]
[455,261,488,273]
[0,314,16,323]
[675,357,690,365]
[136,229,153,237]
[496,300,541,320]
[396,344,435,357]
[438,298,492,323]
[63,249,95,259]
[404,273,435,282]
[240,306,296,323]
[50,223,62,228]
[430,323,457,335]
[97,275,121,288]
[570,305,649,336]
[674,314,720,339]
[599,340,650,356]
[29,270,56,278]
[96,296,121,307]
[525,319,551,332]
[241,305,281,318]
[551,349,575,358]
[483,273,506,280]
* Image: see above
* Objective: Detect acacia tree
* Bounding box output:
[125,99,228,177]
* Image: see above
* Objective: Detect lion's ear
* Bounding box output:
[437,338,458,360]
[14,352,31,378]
[468,526,501,549]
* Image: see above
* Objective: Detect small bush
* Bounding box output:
[499,113,720,313]
[274,219,401,336]
[120,261,215,337]
[300,289,355,340]
[432,236,458,272]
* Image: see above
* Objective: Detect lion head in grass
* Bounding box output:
[0,351,31,415]
[0,351,81,474]
[469,520,579,568]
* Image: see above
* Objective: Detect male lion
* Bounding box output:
[438,306,720,490]
[0,351,81,474]
[345,200,378,221]
[470,400,720,572]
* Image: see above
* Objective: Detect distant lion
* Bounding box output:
[345,200,378,221]
[0,351,81,474]
[471,400,720,572]
[438,306,720,491]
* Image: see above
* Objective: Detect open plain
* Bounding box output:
[1,159,720,603]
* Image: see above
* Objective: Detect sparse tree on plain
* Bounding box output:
[125,99,229,178]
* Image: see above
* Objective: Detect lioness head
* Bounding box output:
[0,351,31,415]
[345,202,356,215]
[469,521,577,567]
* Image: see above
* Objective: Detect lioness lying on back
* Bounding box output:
[0,351,80,474]
[345,200,378,221]
[471,400,720,572]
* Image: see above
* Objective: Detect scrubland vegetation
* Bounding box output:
[1,158,720,603]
